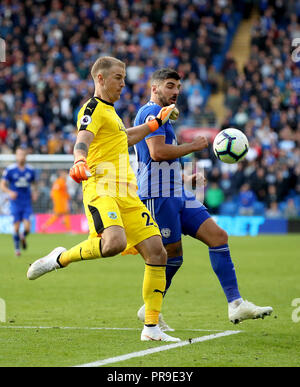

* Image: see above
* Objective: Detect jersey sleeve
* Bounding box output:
[77,97,101,136]
[1,167,10,181]
[142,105,167,140]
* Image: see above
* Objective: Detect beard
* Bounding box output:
[157,90,173,107]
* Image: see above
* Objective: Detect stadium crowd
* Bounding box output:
[201,1,300,218]
[0,0,299,218]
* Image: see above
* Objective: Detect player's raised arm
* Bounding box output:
[69,130,94,183]
[126,104,177,147]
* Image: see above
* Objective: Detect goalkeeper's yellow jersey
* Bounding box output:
[76,96,137,190]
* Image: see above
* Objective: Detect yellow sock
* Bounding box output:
[143,264,166,326]
[58,237,102,267]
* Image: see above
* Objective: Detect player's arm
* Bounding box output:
[0,178,17,200]
[126,104,176,147]
[69,130,94,183]
[146,135,209,162]
[127,123,155,147]
[73,130,94,162]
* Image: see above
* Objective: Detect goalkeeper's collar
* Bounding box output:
[94,96,114,107]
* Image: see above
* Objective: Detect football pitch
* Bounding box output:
[0,233,299,368]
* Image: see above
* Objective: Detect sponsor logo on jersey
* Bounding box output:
[80,115,92,125]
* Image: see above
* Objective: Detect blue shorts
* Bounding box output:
[142,191,211,245]
[10,202,33,223]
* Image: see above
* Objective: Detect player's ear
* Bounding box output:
[152,84,158,95]
[97,72,105,85]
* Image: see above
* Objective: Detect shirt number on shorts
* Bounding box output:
[142,212,154,227]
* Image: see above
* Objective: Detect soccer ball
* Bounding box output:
[213,128,249,164]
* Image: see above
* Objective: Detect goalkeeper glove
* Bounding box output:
[147,104,176,132]
[69,157,91,183]
[170,107,179,120]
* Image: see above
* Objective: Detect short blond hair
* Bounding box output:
[91,56,125,80]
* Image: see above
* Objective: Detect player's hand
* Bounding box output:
[170,107,179,121]
[191,136,208,152]
[69,157,91,183]
[147,104,176,132]
[189,173,207,187]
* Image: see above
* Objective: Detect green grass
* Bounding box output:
[0,233,299,367]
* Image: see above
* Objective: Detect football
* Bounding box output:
[213,128,249,164]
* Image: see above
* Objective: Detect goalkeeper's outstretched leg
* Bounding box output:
[27,225,126,279]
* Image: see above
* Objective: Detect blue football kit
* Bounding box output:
[134,101,210,246]
[134,101,241,303]
[2,163,35,223]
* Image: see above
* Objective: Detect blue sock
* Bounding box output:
[13,233,20,250]
[209,244,241,303]
[165,256,183,294]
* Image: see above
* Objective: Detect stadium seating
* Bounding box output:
[0,1,299,219]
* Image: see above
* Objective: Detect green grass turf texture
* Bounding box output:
[0,233,299,367]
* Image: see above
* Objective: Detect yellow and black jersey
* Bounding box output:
[77,97,160,253]
[77,96,137,188]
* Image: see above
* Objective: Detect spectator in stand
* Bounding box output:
[265,184,279,209]
[219,171,234,199]
[265,201,282,219]
[238,183,257,216]
[250,167,268,203]
[187,89,204,114]
[284,198,299,219]
[204,182,225,215]
[231,163,246,195]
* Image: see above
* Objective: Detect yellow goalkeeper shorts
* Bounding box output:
[82,180,161,254]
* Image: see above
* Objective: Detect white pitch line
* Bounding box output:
[0,325,226,332]
[73,330,242,368]
[0,326,139,331]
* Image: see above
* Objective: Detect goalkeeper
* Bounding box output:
[27,56,180,342]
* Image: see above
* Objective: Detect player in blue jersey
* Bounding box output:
[134,68,273,328]
[0,147,36,256]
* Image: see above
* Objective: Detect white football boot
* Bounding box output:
[137,304,175,332]
[229,299,273,324]
[141,325,180,342]
[27,247,66,280]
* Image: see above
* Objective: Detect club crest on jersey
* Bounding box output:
[146,115,156,123]
[161,228,171,238]
[80,115,92,126]
[108,211,118,219]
